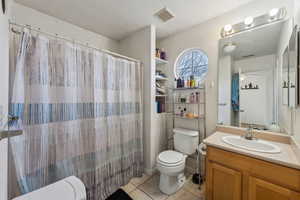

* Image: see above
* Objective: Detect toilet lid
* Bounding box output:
[158,151,184,164]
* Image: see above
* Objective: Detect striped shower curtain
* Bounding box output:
[9,30,143,200]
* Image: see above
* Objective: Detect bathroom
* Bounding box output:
[0,0,300,199]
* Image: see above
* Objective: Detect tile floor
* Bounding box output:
[121,173,205,200]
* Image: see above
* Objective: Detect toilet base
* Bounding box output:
[159,173,186,195]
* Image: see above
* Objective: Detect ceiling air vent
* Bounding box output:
[155,7,175,22]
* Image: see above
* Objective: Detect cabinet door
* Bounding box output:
[249,177,300,200]
[207,162,242,200]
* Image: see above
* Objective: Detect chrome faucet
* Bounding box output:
[244,125,255,140]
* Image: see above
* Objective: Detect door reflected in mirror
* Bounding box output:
[288,26,299,108]
[282,47,289,106]
[218,19,293,134]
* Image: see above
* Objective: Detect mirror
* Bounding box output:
[218,19,291,134]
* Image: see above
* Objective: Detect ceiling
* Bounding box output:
[220,20,284,60]
[15,0,255,40]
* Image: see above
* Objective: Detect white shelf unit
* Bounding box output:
[171,87,207,179]
[155,76,168,81]
[172,87,206,140]
[155,57,169,65]
[155,57,169,114]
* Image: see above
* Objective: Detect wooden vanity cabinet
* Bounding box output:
[248,177,300,200]
[207,162,242,200]
[206,146,300,200]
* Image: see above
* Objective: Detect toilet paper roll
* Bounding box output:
[198,143,207,156]
[13,176,86,200]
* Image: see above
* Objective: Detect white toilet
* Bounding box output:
[156,128,199,195]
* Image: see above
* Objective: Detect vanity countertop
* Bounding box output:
[203,131,300,170]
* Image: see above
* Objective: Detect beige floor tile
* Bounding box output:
[183,177,205,198]
[166,188,200,200]
[138,174,168,200]
[121,183,136,193]
[129,189,152,200]
[130,174,152,186]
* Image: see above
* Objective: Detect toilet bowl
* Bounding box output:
[157,150,187,195]
[156,128,199,195]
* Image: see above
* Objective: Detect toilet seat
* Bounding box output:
[157,151,185,167]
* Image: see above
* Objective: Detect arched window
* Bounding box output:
[175,48,208,83]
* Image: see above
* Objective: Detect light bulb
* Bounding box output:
[269,8,279,18]
[240,74,246,81]
[244,17,254,26]
[224,24,233,32]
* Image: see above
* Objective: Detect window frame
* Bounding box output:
[174,48,208,82]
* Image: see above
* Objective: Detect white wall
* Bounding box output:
[158,0,295,136]
[218,56,232,125]
[11,3,120,52]
[233,55,276,73]
[0,0,12,199]
[119,25,157,174]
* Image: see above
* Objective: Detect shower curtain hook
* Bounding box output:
[54,33,59,43]
[26,24,31,34]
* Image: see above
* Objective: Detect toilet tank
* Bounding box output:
[173,128,199,155]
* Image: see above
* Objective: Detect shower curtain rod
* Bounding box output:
[9,21,142,64]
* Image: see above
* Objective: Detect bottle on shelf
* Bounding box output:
[160,48,166,60]
[192,93,196,103]
[184,79,188,88]
[180,109,184,117]
[186,94,190,103]
[187,78,191,88]
[190,75,196,88]
[177,94,181,103]
[176,106,182,115]
[156,48,161,58]
[177,77,182,88]
[196,92,199,103]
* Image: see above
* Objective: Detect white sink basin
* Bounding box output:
[222,136,281,154]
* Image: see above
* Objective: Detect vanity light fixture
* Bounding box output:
[244,16,254,27]
[220,7,286,38]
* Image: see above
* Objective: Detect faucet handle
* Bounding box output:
[247,124,254,130]
[244,124,255,140]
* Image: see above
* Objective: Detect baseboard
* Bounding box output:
[144,167,157,175]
